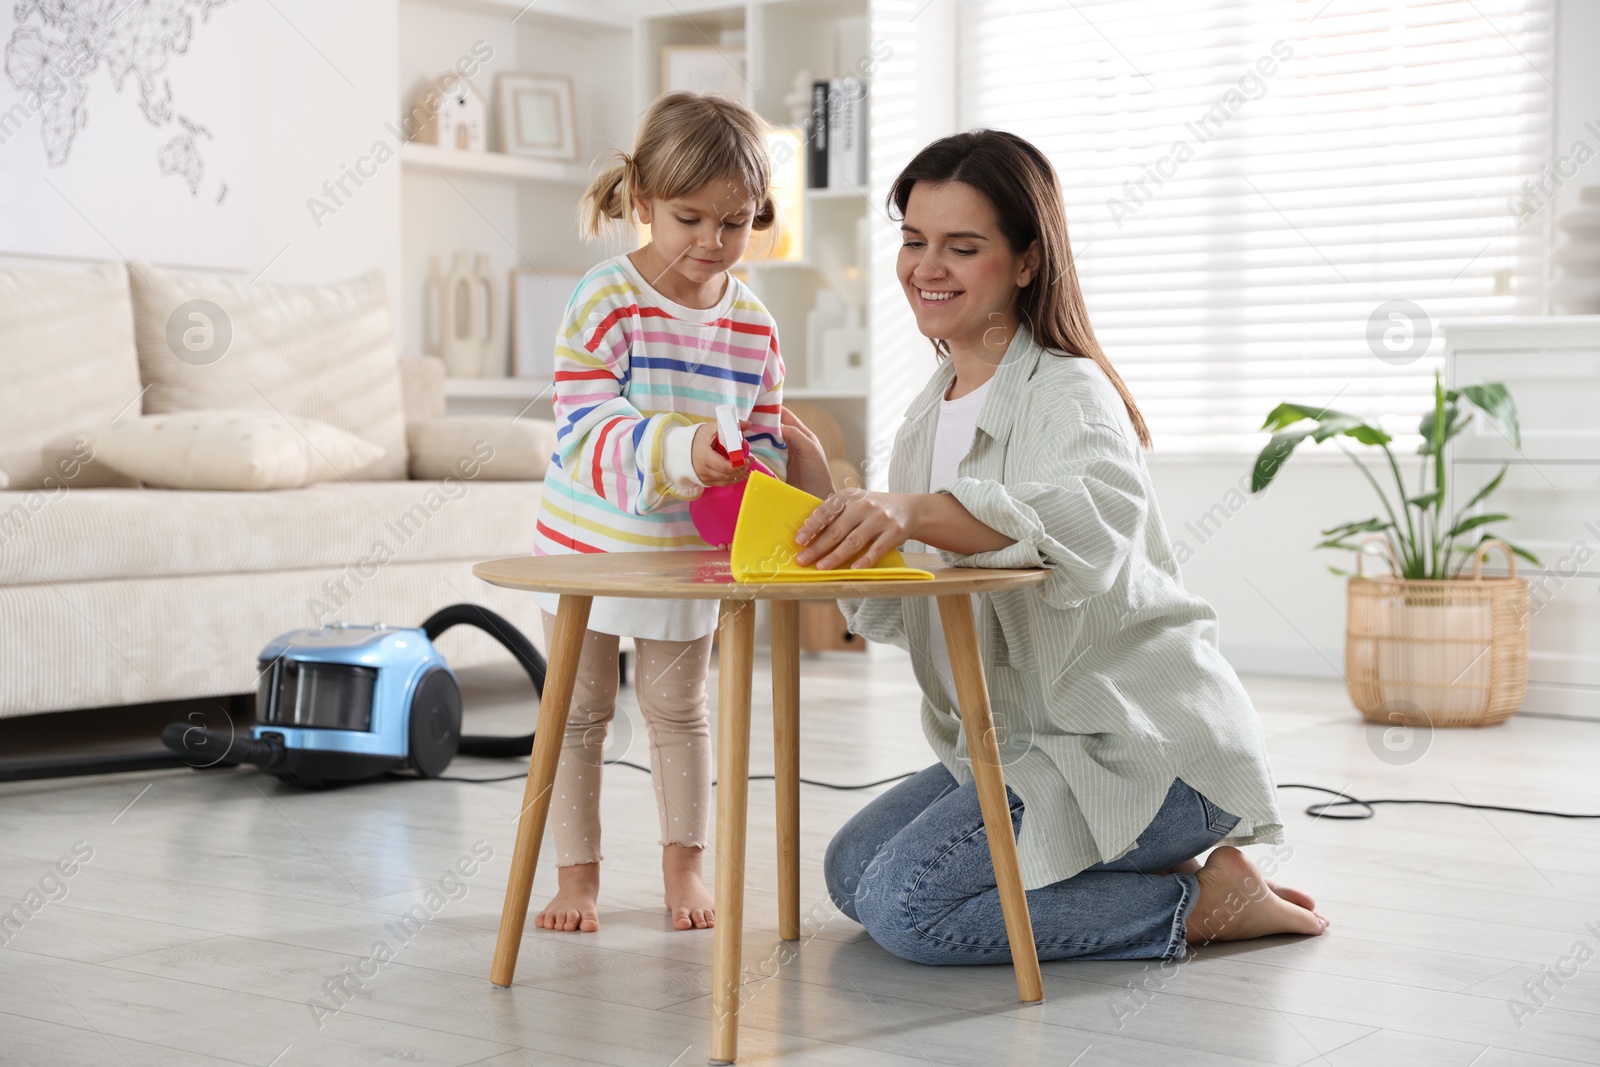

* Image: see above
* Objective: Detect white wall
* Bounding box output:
[252,0,402,314]
[1144,454,1374,679]
[0,0,403,314]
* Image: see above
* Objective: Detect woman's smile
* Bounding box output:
[896,179,1037,359]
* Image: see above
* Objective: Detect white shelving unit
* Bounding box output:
[413,0,632,28]
[396,0,635,418]
[397,0,931,475]
[399,141,590,185]
[442,376,551,399]
[633,0,877,469]
[782,386,870,399]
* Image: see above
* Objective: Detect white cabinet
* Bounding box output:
[1444,316,1600,721]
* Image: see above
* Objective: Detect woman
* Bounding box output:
[780,130,1327,965]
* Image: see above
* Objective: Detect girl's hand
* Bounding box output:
[795,490,918,570]
[691,420,748,486]
[779,406,836,500]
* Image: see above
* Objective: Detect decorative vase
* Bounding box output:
[421,255,444,356]
[439,251,491,378]
[472,252,499,376]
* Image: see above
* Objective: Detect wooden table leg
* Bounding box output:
[936,592,1045,1005]
[490,593,592,988]
[711,598,755,1064]
[771,600,801,941]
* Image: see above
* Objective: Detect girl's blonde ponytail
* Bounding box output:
[580,151,636,238]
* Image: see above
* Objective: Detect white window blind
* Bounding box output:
[958,0,1553,453]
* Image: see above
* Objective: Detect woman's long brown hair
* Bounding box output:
[888,130,1152,450]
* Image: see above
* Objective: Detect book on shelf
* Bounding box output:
[806,78,866,191]
[807,80,829,189]
[827,76,865,190]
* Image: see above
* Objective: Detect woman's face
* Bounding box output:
[896,180,1038,355]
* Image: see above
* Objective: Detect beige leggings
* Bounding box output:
[539,611,713,867]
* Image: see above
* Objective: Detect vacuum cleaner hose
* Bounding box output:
[162,722,285,770]
[420,604,547,758]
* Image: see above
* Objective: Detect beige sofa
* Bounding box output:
[0,259,554,720]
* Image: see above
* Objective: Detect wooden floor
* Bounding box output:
[2,652,1598,1066]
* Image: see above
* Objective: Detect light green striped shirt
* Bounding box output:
[841,326,1286,890]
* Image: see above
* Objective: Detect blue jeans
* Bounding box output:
[823,763,1241,964]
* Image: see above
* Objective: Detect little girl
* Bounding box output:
[528,91,787,933]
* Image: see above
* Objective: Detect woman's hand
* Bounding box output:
[795,490,919,570]
[779,406,836,499]
[691,420,750,487]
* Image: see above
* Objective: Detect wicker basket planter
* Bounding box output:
[1345,538,1529,727]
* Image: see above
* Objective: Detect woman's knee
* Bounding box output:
[850,849,940,964]
[823,822,875,921]
[824,763,961,924]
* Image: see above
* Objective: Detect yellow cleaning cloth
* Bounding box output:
[730,472,935,583]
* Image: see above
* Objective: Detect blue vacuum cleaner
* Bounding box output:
[161,604,550,787]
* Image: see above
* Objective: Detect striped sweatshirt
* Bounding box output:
[530,253,786,640]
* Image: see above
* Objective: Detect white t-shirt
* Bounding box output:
[926,373,994,709]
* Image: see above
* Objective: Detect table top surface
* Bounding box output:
[472,551,1048,601]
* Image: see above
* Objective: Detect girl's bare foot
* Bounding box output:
[535,862,600,932]
[1157,855,1319,912]
[663,843,714,930]
[1185,847,1328,943]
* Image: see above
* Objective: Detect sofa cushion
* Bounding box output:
[399,355,447,423]
[0,261,143,489]
[0,480,539,586]
[407,417,555,481]
[91,411,386,490]
[127,261,410,480]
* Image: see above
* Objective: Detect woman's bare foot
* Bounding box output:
[1268,881,1317,912]
[534,862,600,932]
[1185,847,1328,943]
[1157,855,1319,912]
[663,843,714,930]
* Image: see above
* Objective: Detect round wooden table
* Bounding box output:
[473,550,1049,1064]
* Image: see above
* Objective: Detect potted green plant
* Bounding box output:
[1250,371,1535,727]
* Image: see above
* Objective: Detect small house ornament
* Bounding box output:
[416,71,488,151]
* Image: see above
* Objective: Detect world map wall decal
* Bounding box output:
[3,0,236,201]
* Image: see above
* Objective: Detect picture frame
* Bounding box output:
[660,44,747,100]
[495,73,576,160]
[510,268,585,380]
